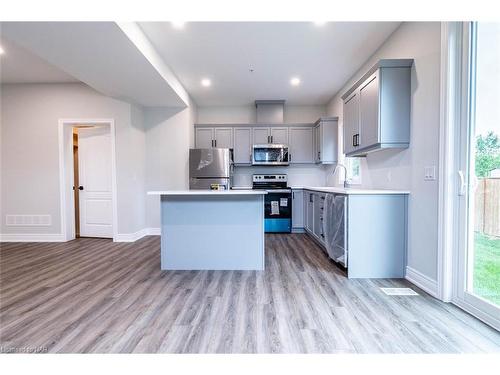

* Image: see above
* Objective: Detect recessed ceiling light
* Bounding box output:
[290,77,301,86]
[314,21,327,26]
[0,45,4,55]
[201,78,211,87]
[171,21,185,29]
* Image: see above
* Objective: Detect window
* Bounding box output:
[345,157,362,184]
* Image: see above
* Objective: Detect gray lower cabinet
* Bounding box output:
[342,59,413,157]
[304,189,408,278]
[313,192,325,242]
[291,189,304,229]
[305,191,314,233]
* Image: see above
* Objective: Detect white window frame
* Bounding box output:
[345,157,362,185]
[438,21,500,331]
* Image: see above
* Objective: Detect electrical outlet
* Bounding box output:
[424,166,436,181]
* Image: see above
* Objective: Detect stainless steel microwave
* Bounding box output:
[252,144,289,166]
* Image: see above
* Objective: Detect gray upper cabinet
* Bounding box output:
[252,127,288,144]
[195,127,233,148]
[195,127,214,148]
[314,117,338,164]
[342,59,413,157]
[359,72,379,148]
[233,127,252,164]
[270,127,288,144]
[195,119,338,165]
[252,128,270,144]
[289,127,314,163]
[214,127,233,148]
[343,92,359,155]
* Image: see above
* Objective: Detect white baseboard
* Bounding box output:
[115,227,160,242]
[1,228,161,243]
[292,228,306,233]
[405,266,439,298]
[148,227,161,236]
[0,233,65,242]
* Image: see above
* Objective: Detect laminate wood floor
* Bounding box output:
[1,234,499,353]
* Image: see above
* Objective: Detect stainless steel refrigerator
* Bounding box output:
[189,148,233,190]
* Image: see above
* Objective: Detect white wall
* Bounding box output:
[326,22,442,282]
[145,98,197,228]
[0,83,147,236]
[197,104,326,124]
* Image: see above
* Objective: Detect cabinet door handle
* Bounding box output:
[352,134,356,147]
[271,135,273,143]
[214,139,217,148]
[356,134,360,146]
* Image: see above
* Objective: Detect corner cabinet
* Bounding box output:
[314,117,338,164]
[291,189,304,230]
[342,59,413,157]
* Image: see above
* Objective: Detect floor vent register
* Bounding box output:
[380,287,419,296]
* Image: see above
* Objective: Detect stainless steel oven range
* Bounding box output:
[252,174,291,233]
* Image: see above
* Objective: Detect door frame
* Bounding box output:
[58,119,118,242]
[438,22,500,331]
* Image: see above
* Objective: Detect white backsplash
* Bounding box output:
[233,164,328,188]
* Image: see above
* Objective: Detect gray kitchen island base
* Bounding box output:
[152,191,266,270]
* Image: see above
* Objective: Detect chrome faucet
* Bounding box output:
[332,163,352,188]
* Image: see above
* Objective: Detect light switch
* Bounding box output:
[424,166,436,181]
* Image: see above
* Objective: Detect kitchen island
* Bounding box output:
[147,190,267,270]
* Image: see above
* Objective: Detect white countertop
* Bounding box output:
[148,190,267,196]
[291,186,410,195]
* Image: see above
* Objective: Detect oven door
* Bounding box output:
[252,144,289,166]
[264,191,292,233]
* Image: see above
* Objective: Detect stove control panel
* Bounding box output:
[252,174,288,183]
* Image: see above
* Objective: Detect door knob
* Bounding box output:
[78,186,84,190]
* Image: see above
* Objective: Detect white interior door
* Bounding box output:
[78,127,113,238]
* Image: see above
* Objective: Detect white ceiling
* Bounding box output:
[139,22,401,106]
[0,38,79,84]
[1,22,187,107]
